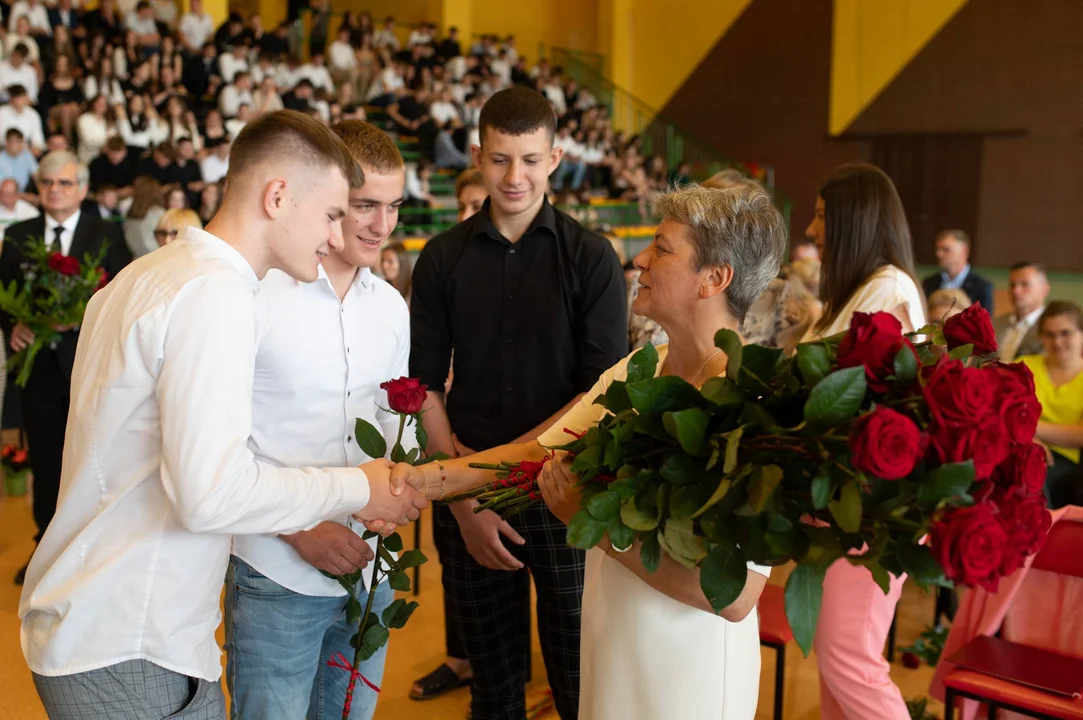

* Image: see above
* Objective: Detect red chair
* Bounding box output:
[758,584,792,720]
[943,520,1083,719]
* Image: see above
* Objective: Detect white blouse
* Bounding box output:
[803,264,926,340]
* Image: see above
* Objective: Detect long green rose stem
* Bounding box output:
[341,412,407,720]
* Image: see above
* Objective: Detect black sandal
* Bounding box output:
[409,663,472,701]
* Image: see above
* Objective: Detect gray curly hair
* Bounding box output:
[651,183,787,321]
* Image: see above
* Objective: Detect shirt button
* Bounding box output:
[507,293,514,299]
[509,248,516,255]
[347,435,352,442]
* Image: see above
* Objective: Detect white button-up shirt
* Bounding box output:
[233,266,414,595]
[20,228,372,681]
[44,209,79,255]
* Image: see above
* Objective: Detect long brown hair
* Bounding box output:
[814,163,920,331]
[381,243,412,298]
[127,176,164,220]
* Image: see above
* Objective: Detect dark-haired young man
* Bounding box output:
[410,86,627,720]
[19,111,427,719]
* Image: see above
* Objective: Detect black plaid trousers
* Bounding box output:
[436,501,586,720]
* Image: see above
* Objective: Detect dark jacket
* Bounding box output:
[922,269,995,315]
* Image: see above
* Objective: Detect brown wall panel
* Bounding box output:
[661,0,863,242]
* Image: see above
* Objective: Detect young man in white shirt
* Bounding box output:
[219,70,255,118]
[200,135,230,183]
[0,46,40,103]
[226,120,408,720]
[20,110,428,720]
[178,0,215,53]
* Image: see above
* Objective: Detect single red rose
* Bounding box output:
[942,302,997,355]
[12,449,27,464]
[922,356,998,425]
[930,501,1008,592]
[928,415,1010,481]
[380,376,428,415]
[836,311,907,393]
[995,491,1052,576]
[849,407,924,480]
[987,360,1036,398]
[901,652,921,670]
[994,443,1047,495]
[47,252,81,276]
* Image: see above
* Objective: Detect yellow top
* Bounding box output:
[1020,355,1083,463]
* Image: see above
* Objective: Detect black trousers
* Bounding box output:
[1046,453,1082,509]
[22,349,70,542]
[433,503,467,661]
[436,502,585,720]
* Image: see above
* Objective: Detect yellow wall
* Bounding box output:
[606,0,752,109]
[830,0,968,135]
[470,0,599,62]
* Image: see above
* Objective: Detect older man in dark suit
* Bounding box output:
[0,151,130,583]
[922,229,995,314]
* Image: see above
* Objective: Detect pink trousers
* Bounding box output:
[814,558,910,720]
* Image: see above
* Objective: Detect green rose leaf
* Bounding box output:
[639,530,662,573]
[828,482,863,533]
[700,377,743,407]
[714,328,743,378]
[604,438,624,470]
[748,465,784,513]
[620,496,659,531]
[699,540,749,614]
[390,442,407,463]
[722,427,744,474]
[383,532,404,553]
[894,344,918,383]
[785,562,827,657]
[571,445,606,474]
[607,516,637,552]
[741,345,784,385]
[660,517,709,567]
[626,343,659,384]
[810,472,833,510]
[397,549,428,569]
[796,342,831,386]
[917,461,976,509]
[948,343,974,361]
[660,453,700,486]
[381,598,420,629]
[586,490,622,522]
[897,543,951,588]
[357,622,390,662]
[669,484,708,521]
[354,418,388,460]
[603,381,632,414]
[692,475,733,519]
[387,570,411,592]
[345,595,362,625]
[804,366,868,426]
[627,376,706,414]
[663,407,710,456]
[567,509,607,549]
[414,421,429,455]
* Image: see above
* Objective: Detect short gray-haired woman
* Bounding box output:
[398,184,787,719]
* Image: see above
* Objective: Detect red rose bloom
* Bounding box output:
[996,491,1052,576]
[942,302,998,355]
[836,311,907,392]
[849,407,924,480]
[12,449,27,464]
[929,416,1010,481]
[988,361,1036,397]
[1,445,13,459]
[930,502,1009,592]
[380,377,428,415]
[995,443,1047,495]
[922,356,998,425]
[47,252,80,276]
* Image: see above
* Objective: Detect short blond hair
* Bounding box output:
[158,208,203,234]
[331,120,404,187]
[928,288,971,316]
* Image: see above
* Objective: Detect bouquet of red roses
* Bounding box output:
[453,304,1051,654]
[0,236,109,386]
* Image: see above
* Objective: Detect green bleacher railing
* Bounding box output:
[395,201,652,238]
[548,46,792,230]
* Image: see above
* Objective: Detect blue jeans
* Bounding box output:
[224,556,394,720]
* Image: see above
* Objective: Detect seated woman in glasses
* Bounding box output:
[153,208,203,247]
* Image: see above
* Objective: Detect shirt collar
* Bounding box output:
[184,226,260,293]
[941,264,971,286]
[315,263,375,297]
[45,209,81,237]
[472,195,558,245]
[1014,305,1045,327]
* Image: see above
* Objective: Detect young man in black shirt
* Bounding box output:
[410,86,627,720]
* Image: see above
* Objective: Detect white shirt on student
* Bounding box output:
[219,84,254,117]
[0,197,38,235]
[178,11,214,49]
[0,61,39,101]
[328,40,356,70]
[0,103,45,151]
[19,228,373,681]
[43,209,79,255]
[233,265,414,595]
[218,53,249,84]
[299,63,334,93]
[8,0,50,34]
[200,153,229,184]
[430,100,459,127]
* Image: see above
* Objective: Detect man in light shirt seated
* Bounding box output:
[0,128,39,190]
[219,70,255,117]
[125,0,161,55]
[0,47,41,103]
[8,0,51,36]
[0,177,39,236]
[19,110,429,720]
[200,135,230,183]
[178,0,214,51]
[226,120,409,720]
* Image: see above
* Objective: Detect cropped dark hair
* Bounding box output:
[478,87,556,146]
[227,109,363,188]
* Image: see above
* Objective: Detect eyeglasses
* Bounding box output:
[39,178,76,189]
[154,229,180,240]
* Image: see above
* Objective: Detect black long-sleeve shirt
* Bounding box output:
[410,197,628,451]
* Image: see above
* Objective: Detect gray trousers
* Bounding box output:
[33,659,226,719]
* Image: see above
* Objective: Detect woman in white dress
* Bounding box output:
[800,163,924,720]
[401,183,788,719]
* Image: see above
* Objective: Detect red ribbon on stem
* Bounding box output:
[327,652,381,716]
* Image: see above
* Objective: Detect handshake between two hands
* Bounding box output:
[350,458,434,536]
